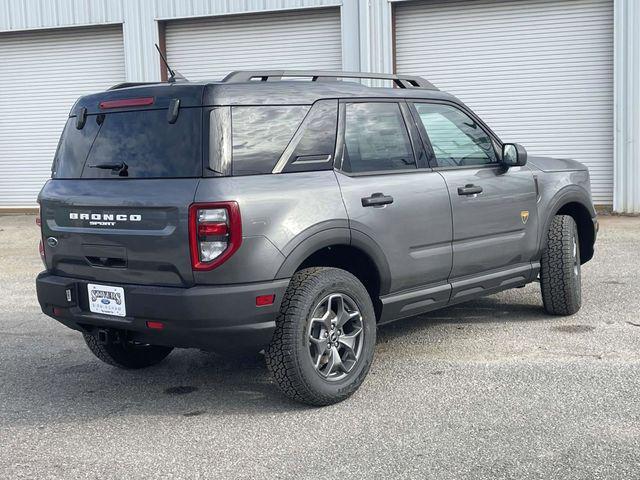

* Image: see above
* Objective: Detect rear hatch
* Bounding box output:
[38,84,205,287]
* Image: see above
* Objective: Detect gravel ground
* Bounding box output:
[0,214,639,479]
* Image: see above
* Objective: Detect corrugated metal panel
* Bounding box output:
[165,7,342,80]
[0,0,123,31]
[614,0,640,213]
[395,0,614,205]
[121,0,161,81]
[359,0,393,81]
[0,25,125,207]
[154,0,341,20]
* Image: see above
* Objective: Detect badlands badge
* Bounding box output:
[521,210,530,224]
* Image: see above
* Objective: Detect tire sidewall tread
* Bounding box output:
[540,215,582,316]
[265,267,376,406]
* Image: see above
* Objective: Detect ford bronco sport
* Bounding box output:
[36,70,597,406]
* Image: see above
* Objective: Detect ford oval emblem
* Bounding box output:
[46,237,58,248]
[101,298,110,305]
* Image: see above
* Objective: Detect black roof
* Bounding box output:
[72,70,459,115]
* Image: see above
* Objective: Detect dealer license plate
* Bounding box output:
[87,283,126,317]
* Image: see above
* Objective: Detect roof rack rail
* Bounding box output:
[221,70,437,90]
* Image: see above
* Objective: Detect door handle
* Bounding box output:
[361,192,394,207]
[457,184,483,196]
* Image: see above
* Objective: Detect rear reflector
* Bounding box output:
[146,321,164,330]
[38,239,45,265]
[256,294,275,307]
[53,307,63,316]
[99,97,154,109]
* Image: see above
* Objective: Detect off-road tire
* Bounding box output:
[83,333,173,369]
[265,267,376,406]
[540,215,582,315]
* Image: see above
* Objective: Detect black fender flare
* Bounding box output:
[538,185,596,258]
[275,227,392,295]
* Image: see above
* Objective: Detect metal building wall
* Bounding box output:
[1,0,639,212]
[358,0,639,213]
[0,0,349,81]
[613,0,640,213]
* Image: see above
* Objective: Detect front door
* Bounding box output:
[410,101,539,301]
[335,100,453,319]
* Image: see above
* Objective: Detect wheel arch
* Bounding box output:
[275,228,392,319]
[540,186,596,264]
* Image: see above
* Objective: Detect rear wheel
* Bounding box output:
[265,267,376,406]
[540,214,582,315]
[83,333,173,369]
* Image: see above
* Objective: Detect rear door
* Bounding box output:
[410,101,539,301]
[335,100,453,319]
[39,93,203,287]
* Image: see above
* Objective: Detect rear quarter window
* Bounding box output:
[230,106,309,175]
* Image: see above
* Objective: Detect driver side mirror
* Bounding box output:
[502,143,527,168]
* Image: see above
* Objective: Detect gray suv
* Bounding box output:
[36,70,597,405]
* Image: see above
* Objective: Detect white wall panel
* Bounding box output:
[395,0,614,205]
[165,7,342,81]
[0,0,123,31]
[0,25,125,207]
[614,0,640,213]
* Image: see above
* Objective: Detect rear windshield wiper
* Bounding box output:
[88,162,128,177]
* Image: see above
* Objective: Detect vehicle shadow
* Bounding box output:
[3,294,548,426]
[378,294,549,343]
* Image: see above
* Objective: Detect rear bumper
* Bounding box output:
[36,272,290,351]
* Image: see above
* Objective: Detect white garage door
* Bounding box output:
[165,8,342,81]
[395,0,614,204]
[0,25,125,208]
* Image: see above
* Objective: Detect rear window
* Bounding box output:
[53,108,202,179]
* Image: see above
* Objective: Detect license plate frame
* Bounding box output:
[87,283,126,317]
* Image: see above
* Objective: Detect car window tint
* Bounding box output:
[342,102,416,173]
[291,100,337,159]
[232,105,308,175]
[54,108,203,179]
[415,103,497,167]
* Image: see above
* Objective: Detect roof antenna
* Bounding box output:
[155,43,187,83]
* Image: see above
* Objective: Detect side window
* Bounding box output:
[231,105,309,175]
[414,103,497,167]
[342,102,416,173]
[281,100,338,173]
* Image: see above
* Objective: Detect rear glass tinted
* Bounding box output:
[290,100,338,160]
[231,106,308,175]
[53,108,202,179]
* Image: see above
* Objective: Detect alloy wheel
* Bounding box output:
[307,293,364,381]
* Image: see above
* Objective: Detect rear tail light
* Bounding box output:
[189,202,242,271]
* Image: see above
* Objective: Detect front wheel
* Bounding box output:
[540,214,582,315]
[265,267,376,406]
